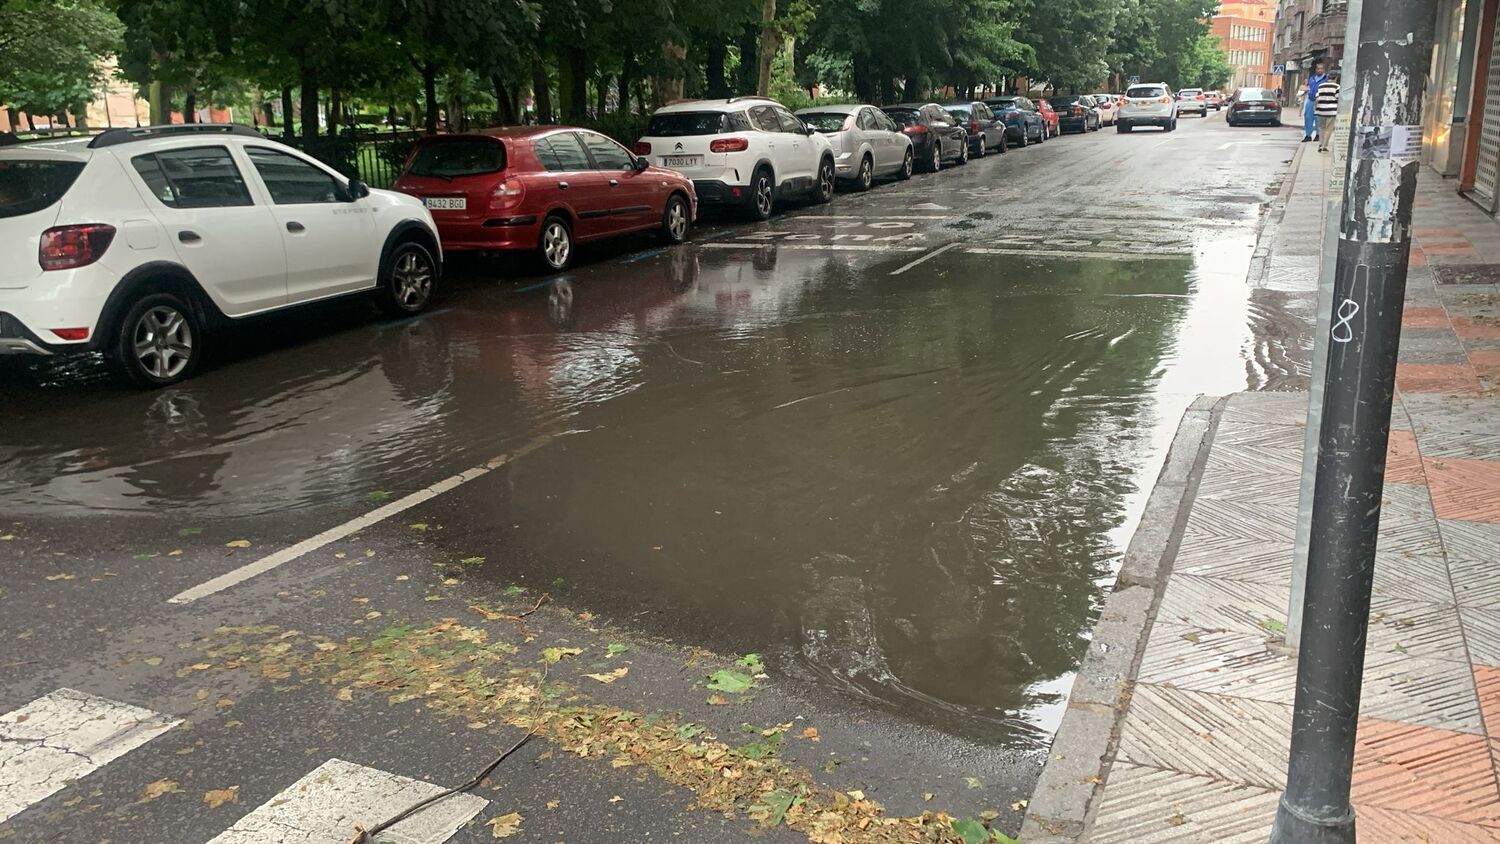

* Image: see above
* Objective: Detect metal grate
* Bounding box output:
[1432,263,1500,285]
[1474,21,1500,211]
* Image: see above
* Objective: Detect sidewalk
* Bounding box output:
[1022,147,1500,841]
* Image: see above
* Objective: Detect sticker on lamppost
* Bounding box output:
[1353,124,1422,163]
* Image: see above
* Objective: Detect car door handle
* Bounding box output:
[608,179,619,186]
[177,230,201,243]
[557,181,570,190]
[285,221,305,233]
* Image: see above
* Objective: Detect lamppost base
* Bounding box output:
[1269,796,1355,844]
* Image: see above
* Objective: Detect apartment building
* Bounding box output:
[1212,0,1278,90]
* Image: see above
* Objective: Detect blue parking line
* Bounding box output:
[514,274,571,293]
[622,248,667,264]
[377,307,452,329]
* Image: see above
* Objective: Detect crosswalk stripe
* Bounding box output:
[0,688,180,824]
[208,758,488,844]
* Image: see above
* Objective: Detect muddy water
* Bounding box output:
[0,215,1295,745]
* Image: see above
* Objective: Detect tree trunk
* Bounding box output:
[755,0,777,97]
[706,41,730,98]
[298,52,319,142]
[877,76,892,105]
[328,89,342,137]
[619,56,637,115]
[561,47,587,122]
[183,92,196,123]
[531,58,552,123]
[596,73,610,117]
[281,87,295,139]
[260,96,275,128]
[494,76,516,125]
[902,76,921,100]
[422,61,438,134]
[657,43,686,105]
[737,25,759,94]
[24,111,35,132]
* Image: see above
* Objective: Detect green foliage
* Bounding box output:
[0,0,122,118]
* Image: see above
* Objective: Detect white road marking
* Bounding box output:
[1218,140,1292,150]
[169,431,579,604]
[964,246,1187,261]
[208,758,487,844]
[889,241,961,275]
[701,242,924,253]
[807,215,950,221]
[911,202,950,210]
[0,688,179,824]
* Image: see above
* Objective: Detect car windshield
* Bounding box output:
[405,138,506,179]
[799,112,850,132]
[647,112,729,136]
[947,107,971,121]
[883,108,920,126]
[0,158,86,219]
[1127,86,1167,98]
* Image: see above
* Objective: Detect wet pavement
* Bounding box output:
[0,115,1307,841]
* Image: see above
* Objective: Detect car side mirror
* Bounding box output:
[348,178,370,200]
[803,124,817,136]
[633,156,650,171]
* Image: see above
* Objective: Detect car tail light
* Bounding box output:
[489,177,525,212]
[903,125,927,134]
[709,137,749,153]
[634,141,651,155]
[51,327,89,341]
[1197,94,1205,100]
[969,120,980,133]
[39,224,115,271]
[1160,96,1171,104]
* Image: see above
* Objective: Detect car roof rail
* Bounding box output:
[87,123,265,149]
[726,95,776,104]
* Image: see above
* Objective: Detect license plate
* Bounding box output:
[663,155,700,168]
[424,197,466,210]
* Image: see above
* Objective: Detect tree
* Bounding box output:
[0,0,122,124]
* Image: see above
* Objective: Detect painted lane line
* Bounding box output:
[890,241,960,275]
[963,246,1188,261]
[169,430,579,605]
[800,215,951,221]
[0,688,179,824]
[700,243,925,253]
[208,758,487,844]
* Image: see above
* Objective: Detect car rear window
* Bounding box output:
[800,113,850,132]
[1239,88,1274,101]
[986,99,1017,109]
[406,138,506,178]
[946,107,972,121]
[883,108,920,126]
[1180,89,1202,96]
[1048,96,1081,107]
[1127,86,1167,98]
[647,112,735,136]
[0,158,86,219]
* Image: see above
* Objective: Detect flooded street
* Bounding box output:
[0,118,1307,751]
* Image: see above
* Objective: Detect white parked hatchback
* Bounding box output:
[635,97,836,221]
[794,104,914,190]
[0,124,441,386]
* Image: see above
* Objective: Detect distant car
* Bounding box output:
[634,97,834,221]
[395,127,696,274]
[946,101,1008,156]
[1049,95,1101,133]
[0,124,441,387]
[1226,87,1283,127]
[983,96,1047,146]
[881,103,969,172]
[1177,88,1208,117]
[1092,94,1119,125]
[1036,98,1061,137]
[795,104,914,190]
[1205,91,1223,111]
[1117,83,1178,132]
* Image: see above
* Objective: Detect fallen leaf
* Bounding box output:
[364,611,382,620]
[924,792,935,801]
[1010,799,1028,811]
[141,779,181,802]
[1168,810,1187,826]
[168,549,183,557]
[224,540,252,549]
[45,573,75,581]
[335,688,354,702]
[608,795,623,803]
[951,818,989,844]
[177,527,202,537]
[736,653,765,674]
[366,490,393,502]
[409,523,430,531]
[395,575,409,581]
[352,597,370,605]
[577,611,595,622]
[847,789,864,800]
[541,647,583,663]
[486,811,523,838]
[315,642,339,651]
[706,694,729,705]
[606,643,630,657]
[546,800,559,810]
[963,776,982,789]
[203,787,239,808]
[706,670,754,694]
[143,656,163,666]
[442,577,460,586]
[0,534,14,540]
[801,727,820,742]
[1261,618,1286,634]
[189,663,211,671]
[584,667,629,684]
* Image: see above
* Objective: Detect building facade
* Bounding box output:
[1212,0,1278,90]
[1272,0,1348,104]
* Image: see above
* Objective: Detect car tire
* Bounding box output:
[107,290,204,388]
[1038,123,1047,143]
[378,239,438,316]
[927,142,942,172]
[974,138,986,157]
[537,215,574,272]
[997,133,1008,153]
[1016,128,1029,148]
[1118,123,1131,133]
[955,138,968,165]
[745,168,774,221]
[855,155,874,191]
[659,193,691,244]
[813,157,835,203]
[896,148,914,180]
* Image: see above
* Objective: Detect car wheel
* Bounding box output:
[538,215,574,272]
[379,239,438,316]
[813,158,835,203]
[1118,123,1130,133]
[974,138,986,157]
[108,291,203,388]
[998,133,1008,153]
[855,155,874,191]
[660,193,691,244]
[896,147,913,180]
[955,138,968,165]
[1038,123,1047,143]
[745,168,774,221]
[928,142,942,172]
[1017,128,1028,148]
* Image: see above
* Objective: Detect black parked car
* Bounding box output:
[882,103,970,172]
[984,96,1048,146]
[946,101,1007,156]
[1049,95,1101,133]
[1226,87,1284,127]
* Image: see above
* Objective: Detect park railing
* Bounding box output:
[280,128,423,190]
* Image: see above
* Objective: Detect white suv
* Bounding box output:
[1117,83,1179,133]
[1177,88,1208,117]
[0,124,441,386]
[635,97,836,221]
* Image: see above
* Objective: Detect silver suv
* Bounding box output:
[1117,83,1178,133]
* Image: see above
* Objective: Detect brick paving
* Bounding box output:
[1026,146,1500,841]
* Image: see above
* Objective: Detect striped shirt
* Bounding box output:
[1315,82,1340,116]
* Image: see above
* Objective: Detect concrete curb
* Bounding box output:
[1018,395,1224,843]
[1245,140,1307,290]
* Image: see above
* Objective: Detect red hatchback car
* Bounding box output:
[393,127,696,272]
[1036,99,1061,138]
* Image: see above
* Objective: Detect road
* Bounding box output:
[0,111,1305,843]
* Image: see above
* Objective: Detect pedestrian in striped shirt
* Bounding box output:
[1315,70,1341,152]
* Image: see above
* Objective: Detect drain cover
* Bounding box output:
[1433,263,1500,285]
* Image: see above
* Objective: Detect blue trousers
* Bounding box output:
[1304,98,1317,137]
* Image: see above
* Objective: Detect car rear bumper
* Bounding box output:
[0,312,70,355]
[1059,117,1089,130]
[1228,109,1282,124]
[692,180,755,206]
[1180,104,1207,113]
[431,216,541,252]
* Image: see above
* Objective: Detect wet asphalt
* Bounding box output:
[0,112,1306,843]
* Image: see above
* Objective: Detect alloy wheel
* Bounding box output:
[667,199,688,240]
[899,149,913,179]
[542,220,571,269]
[931,143,941,171]
[755,176,773,217]
[133,305,193,381]
[392,249,433,310]
[859,157,873,190]
[817,161,834,201]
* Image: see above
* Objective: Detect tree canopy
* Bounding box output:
[0,0,122,122]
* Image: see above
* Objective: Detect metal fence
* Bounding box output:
[281,128,422,190]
